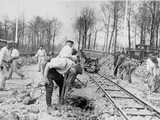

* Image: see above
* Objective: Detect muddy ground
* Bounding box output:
[0,57,160,120]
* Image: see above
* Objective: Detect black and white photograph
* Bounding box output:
[1,0,160,120]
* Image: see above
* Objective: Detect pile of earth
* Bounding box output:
[0,82,102,120]
[0,88,42,120]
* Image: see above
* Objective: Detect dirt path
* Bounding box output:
[0,65,115,120]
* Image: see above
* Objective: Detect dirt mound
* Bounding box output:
[66,95,95,111]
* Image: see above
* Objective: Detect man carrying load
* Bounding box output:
[43,40,82,113]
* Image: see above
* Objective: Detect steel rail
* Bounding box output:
[87,73,130,120]
[97,72,160,119]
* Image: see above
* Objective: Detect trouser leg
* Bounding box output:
[0,67,7,90]
[8,64,13,79]
[61,66,80,104]
[45,81,54,107]
[38,59,41,72]
[13,61,24,78]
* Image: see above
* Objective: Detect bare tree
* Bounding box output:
[75,7,96,50]
[101,3,111,53]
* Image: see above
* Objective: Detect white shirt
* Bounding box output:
[47,45,77,74]
[11,48,20,58]
[35,49,46,58]
[58,45,78,62]
[48,57,75,74]
[146,58,155,75]
[0,46,11,65]
[157,58,160,68]
[58,45,73,58]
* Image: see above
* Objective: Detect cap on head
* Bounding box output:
[65,40,74,45]
[7,41,15,44]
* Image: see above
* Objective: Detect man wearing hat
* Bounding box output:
[57,40,77,61]
[43,40,82,113]
[0,41,14,90]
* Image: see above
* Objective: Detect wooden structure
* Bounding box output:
[126,44,159,60]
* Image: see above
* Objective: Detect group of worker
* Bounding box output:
[2,40,160,113]
[0,40,82,114]
[0,41,24,90]
[113,49,160,94]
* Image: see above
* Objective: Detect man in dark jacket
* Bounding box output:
[113,52,126,77]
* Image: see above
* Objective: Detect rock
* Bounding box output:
[90,115,98,120]
[38,112,61,120]
[11,90,18,97]
[21,114,30,120]
[6,98,17,104]
[16,97,23,103]
[6,112,20,120]
[28,113,38,120]
[28,106,39,114]
[18,93,27,100]
[0,97,5,103]
[23,96,32,105]
[0,110,7,119]
[67,113,73,117]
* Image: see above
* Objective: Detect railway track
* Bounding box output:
[87,72,160,120]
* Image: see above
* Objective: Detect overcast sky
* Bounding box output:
[0,0,101,45]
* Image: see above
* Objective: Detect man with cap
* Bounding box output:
[8,42,24,79]
[0,41,14,90]
[57,40,76,60]
[43,40,82,113]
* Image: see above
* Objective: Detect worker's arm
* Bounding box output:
[44,50,47,57]
[11,50,20,60]
[67,55,77,62]
[35,50,39,58]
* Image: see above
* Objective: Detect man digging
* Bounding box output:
[43,40,82,114]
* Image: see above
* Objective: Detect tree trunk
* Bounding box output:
[88,33,91,49]
[52,31,56,52]
[84,31,87,49]
[105,14,111,54]
[150,2,156,48]
[140,23,144,44]
[156,25,159,49]
[82,34,85,50]
[134,25,137,48]
[84,20,87,49]
[78,30,81,50]
[108,27,115,53]
[93,31,97,50]
[113,2,118,55]
[128,11,131,50]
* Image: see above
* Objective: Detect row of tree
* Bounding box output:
[74,1,160,53]
[0,16,62,53]
[1,1,160,54]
